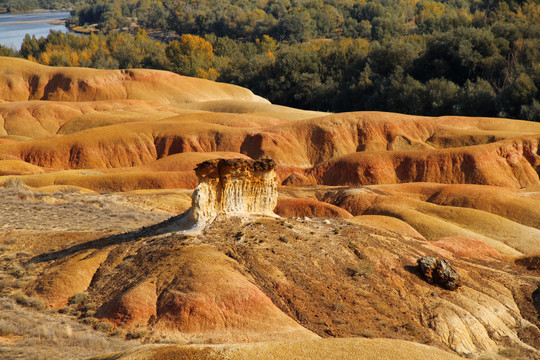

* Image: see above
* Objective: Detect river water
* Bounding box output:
[0,11,70,50]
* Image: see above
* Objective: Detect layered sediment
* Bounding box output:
[188,158,278,223]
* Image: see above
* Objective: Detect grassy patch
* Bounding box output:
[11,291,47,311]
[0,297,139,359]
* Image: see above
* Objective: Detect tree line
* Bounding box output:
[0,0,539,121]
[0,0,75,12]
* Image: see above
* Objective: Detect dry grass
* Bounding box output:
[0,211,140,359]
[0,297,139,360]
[0,183,171,232]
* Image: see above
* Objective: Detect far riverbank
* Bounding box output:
[0,11,70,49]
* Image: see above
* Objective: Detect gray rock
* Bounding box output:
[417,256,438,276]
[417,257,460,290]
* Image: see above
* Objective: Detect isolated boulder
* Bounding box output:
[417,257,460,290]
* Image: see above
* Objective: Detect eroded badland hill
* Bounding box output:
[1,57,540,359]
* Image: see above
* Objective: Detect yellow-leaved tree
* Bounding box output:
[165,34,218,80]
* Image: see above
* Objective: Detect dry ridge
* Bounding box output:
[0,112,538,190]
[90,338,464,360]
[18,208,540,359]
[0,57,268,104]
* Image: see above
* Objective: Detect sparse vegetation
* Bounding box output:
[0,297,139,359]
[68,292,89,307]
[11,291,47,311]
[95,321,113,333]
[81,317,97,326]
[348,260,375,279]
[497,346,538,360]
[126,327,148,340]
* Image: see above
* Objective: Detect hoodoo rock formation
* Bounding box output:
[188,158,278,223]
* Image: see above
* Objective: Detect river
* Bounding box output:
[0,11,70,50]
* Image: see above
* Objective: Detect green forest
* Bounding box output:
[1,0,539,121]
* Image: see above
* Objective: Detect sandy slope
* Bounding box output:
[10,207,539,358]
[0,109,538,189]
[0,57,269,104]
[90,338,464,360]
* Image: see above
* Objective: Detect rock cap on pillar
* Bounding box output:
[189,158,278,223]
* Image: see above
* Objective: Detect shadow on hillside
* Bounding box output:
[29,211,191,264]
[404,265,421,278]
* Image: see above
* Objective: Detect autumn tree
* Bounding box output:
[165,34,218,80]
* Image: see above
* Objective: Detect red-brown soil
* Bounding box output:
[430,237,502,260]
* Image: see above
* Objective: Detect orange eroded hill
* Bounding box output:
[0,99,325,140]
[0,159,44,175]
[321,183,540,255]
[0,57,268,104]
[1,109,539,190]
[307,136,540,188]
[0,152,253,192]
[23,214,540,357]
[0,113,282,168]
[0,100,188,139]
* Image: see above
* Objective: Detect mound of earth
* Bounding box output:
[0,160,44,175]
[0,57,268,104]
[90,338,463,360]
[274,197,353,218]
[321,183,540,256]
[308,135,540,188]
[0,100,187,139]
[20,213,540,357]
[430,237,502,261]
